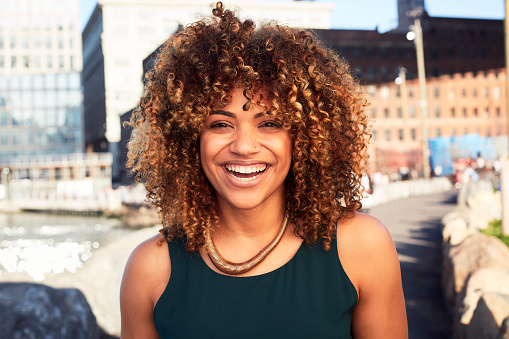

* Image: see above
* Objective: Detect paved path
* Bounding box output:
[368,189,458,339]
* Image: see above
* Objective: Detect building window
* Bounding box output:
[433,87,439,98]
[46,37,52,49]
[473,108,478,117]
[367,67,375,81]
[493,87,501,100]
[0,56,4,68]
[372,130,377,142]
[472,88,477,97]
[58,37,64,49]
[11,56,17,68]
[59,56,64,69]
[436,128,441,137]
[408,86,414,98]
[380,86,390,99]
[384,108,389,118]
[452,128,456,136]
[484,107,489,118]
[486,127,491,136]
[435,107,440,118]
[497,107,501,117]
[464,127,468,135]
[463,108,467,117]
[0,131,8,145]
[23,56,29,68]
[0,37,3,49]
[398,129,403,140]
[396,86,401,98]
[409,107,415,118]
[462,88,466,97]
[397,108,402,118]
[367,85,376,98]
[10,36,16,48]
[431,47,439,59]
[47,56,52,68]
[70,55,76,69]
[451,108,455,117]
[411,129,416,140]
[482,87,489,98]
[34,55,41,68]
[385,129,391,141]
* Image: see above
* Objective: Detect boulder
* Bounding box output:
[441,208,470,228]
[467,190,502,230]
[458,268,509,327]
[442,233,509,308]
[442,217,476,246]
[0,282,100,339]
[466,292,509,339]
[46,225,161,337]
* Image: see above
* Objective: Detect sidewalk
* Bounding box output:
[368,189,458,339]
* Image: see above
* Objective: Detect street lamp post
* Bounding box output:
[501,0,509,236]
[407,12,431,180]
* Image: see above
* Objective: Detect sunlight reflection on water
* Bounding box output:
[0,213,129,281]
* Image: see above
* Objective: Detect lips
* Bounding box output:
[225,164,267,181]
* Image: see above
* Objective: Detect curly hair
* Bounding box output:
[126,2,370,252]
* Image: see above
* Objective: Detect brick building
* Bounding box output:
[367,68,507,175]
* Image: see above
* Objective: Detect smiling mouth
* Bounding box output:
[225,164,267,181]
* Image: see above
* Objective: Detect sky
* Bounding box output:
[80,0,504,32]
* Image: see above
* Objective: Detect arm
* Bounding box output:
[120,235,170,339]
[337,213,408,338]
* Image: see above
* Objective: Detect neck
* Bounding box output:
[215,199,287,239]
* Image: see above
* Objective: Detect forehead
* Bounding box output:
[214,87,269,113]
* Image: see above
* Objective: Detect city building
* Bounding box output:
[314,4,504,84]
[0,0,84,164]
[82,0,335,181]
[368,68,507,175]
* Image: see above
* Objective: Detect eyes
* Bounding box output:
[209,120,282,130]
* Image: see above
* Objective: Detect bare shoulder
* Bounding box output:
[336,212,399,294]
[337,213,408,338]
[120,235,171,339]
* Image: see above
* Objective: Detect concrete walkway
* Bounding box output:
[368,189,458,339]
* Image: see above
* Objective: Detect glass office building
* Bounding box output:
[0,0,83,165]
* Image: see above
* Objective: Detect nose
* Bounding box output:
[229,126,259,155]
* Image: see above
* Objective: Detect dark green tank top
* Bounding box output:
[153,237,358,338]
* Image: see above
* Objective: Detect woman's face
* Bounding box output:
[200,88,292,212]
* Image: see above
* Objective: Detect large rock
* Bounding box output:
[442,216,476,246]
[0,282,100,339]
[466,292,509,339]
[467,190,502,230]
[458,268,509,328]
[46,225,161,337]
[442,233,509,308]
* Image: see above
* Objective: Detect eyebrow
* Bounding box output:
[210,110,268,119]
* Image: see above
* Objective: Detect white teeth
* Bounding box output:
[225,164,267,174]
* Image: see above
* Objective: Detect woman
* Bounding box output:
[120,2,407,338]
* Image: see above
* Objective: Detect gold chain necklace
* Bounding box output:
[205,213,289,275]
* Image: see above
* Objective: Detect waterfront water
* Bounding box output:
[0,213,132,281]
